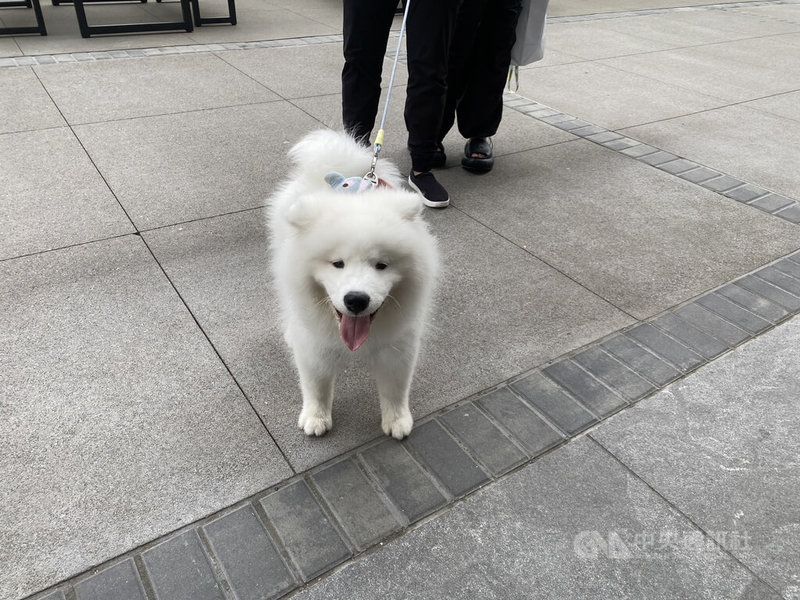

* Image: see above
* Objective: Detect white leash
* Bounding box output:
[363,0,412,185]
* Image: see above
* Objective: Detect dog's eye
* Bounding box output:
[375,262,388,271]
[331,260,345,269]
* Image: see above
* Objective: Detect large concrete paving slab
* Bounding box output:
[599,35,800,104]
[0,37,21,57]
[543,3,800,60]
[277,0,345,25]
[446,138,800,320]
[73,102,321,230]
[591,313,800,598]
[0,127,134,261]
[552,9,800,48]
[777,32,800,49]
[744,3,800,20]
[516,46,585,69]
[294,437,777,600]
[547,0,767,17]
[33,52,279,125]
[740,2,800,25]
[678,5,800,37]
[743,90,800,122]
[544,20,681,59]
[0,67,65,134]
[0,235,292,600]
[216,44,347,99]
[621,103,800,201]
[516,60,726,130]
[215,42,408,100]
[143,206,632,471]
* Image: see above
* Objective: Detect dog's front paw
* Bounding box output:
[298,410,332,437]
[381,408,413,440]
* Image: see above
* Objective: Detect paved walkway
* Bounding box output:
[2,1,800,599]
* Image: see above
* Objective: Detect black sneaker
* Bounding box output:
[408,171,450,208]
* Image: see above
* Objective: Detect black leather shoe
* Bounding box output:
[462,137,494,173]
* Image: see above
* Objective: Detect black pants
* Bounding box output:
[342,0,459,172]
[438,0,523,143]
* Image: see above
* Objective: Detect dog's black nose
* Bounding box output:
[344,291,370,314]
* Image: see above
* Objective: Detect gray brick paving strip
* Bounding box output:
[7,1,800,598]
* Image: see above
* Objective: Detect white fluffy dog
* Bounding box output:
[268,130,439,440]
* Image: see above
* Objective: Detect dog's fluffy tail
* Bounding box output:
[288,129,403,189]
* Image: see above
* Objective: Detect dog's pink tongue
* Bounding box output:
[340,314,370,351]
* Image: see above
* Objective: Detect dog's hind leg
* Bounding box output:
[371,340,419,440]
[295,354,337,437]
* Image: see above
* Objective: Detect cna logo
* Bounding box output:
[573,530,633,560]
[573,528,751,559]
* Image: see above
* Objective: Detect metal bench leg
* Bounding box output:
[30,0,46,33]
[0,0,47,35]
[72,0,192,37]
[190,0,235,26]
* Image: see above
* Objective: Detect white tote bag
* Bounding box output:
[510,0,549,66]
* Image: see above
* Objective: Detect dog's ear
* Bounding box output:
[285,195,319,230]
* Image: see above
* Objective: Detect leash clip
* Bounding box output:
[363,151,379,185]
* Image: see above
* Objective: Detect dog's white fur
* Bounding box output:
[268,130,439,439]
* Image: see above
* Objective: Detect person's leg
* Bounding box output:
[404,0,459,173]
[342,0,397,144]
[456,0,523,140]
[438,0,485,145]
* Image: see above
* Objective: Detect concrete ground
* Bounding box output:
[2,0,799,599]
